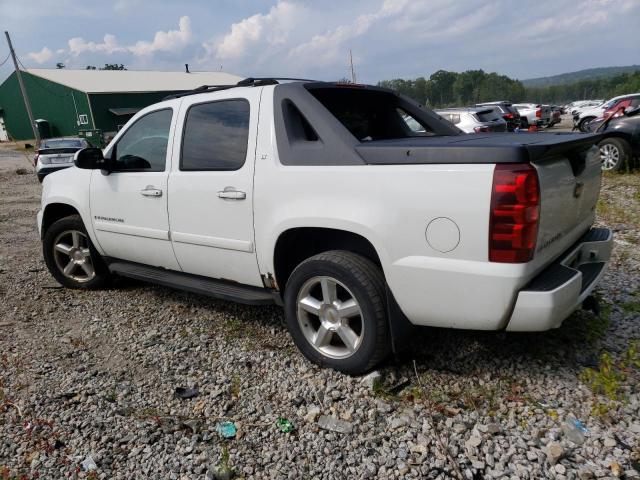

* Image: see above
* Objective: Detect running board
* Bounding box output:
[107,261,276,305]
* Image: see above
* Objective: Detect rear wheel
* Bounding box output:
[598,137,631,172]
[43,215,111,289]
[284,250,389,374]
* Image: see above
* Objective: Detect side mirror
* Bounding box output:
[74,147,107,170]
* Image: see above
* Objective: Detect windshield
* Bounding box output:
[41,139,85,149]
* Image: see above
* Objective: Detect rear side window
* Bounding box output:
[181,99,250,171]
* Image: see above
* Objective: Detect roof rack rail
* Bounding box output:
[163,77,319,100]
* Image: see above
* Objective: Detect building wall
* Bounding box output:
[89,91,177,134]
[0,72,94,140]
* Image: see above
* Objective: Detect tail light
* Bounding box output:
[489,163,540,263]
[503,113,514,119]
[474,126,491,133]
[33,154,39,167]
[535,108,542,118]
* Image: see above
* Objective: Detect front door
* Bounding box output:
[168,90,262,287]
[90,107,180,270]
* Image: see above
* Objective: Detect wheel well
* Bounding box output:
[41,203,80,238]
[599,133,632,145]
[273,228,382,291]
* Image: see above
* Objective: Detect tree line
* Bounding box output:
[378,69,640,107]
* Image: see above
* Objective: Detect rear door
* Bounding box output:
[90,106,180,269]
[167,89,262,287]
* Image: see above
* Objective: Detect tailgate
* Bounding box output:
[531,139,602,266]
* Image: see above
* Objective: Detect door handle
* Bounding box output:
[141,186,163,197]
[217,187,246,200]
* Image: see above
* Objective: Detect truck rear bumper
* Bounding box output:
[505,227,613,332]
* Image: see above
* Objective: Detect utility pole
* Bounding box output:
[4,31,40,144]
[349,49,356,84]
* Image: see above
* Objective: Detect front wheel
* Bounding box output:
[599,137,631,172]
[579,117,595,133]
[43,215,111,289]
[284,251,390,375]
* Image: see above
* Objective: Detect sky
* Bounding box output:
[1,0,639,84]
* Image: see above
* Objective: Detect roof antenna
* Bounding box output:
[185,63,190,73]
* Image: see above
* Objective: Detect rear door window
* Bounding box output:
[180,99,250,171]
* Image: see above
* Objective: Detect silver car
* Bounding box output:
[435,107,507,133]
[34,137,89,182]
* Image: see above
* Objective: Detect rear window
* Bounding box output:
[41,139,85,149]
[475,109,501,122]
[307,87,437,141]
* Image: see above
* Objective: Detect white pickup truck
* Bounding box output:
[38,78,613,374]
[513,103,552,128]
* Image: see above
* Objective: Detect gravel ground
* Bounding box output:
[0,142,639,480]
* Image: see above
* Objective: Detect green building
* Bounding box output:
[0,69,241,141]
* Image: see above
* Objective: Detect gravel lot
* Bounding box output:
[0,140,639,480]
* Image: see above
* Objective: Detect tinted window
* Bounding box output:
[113,109,172,172]
[181,100,250,171]
[308,88,438,141]
[476,110,501,122]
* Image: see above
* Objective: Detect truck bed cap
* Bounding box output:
[355,132,601,165]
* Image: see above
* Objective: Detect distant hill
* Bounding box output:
[522,65,640,87]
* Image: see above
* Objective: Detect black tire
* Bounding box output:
[43,214,111,289]
[284,250,390,375]
[579,117,595,133]
[598,137,631,172]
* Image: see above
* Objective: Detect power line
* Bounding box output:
[0,52,10,66]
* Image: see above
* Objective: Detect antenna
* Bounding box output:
[349,49,356,84]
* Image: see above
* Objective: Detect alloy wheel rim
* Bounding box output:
[600,144,620,170]
[296,276,364,359]
[53,230,95,282]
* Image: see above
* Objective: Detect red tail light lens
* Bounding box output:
[489,163,540,263]
[535,108,542,118]
[503,113,514,119]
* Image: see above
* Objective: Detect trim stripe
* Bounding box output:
[172,231,254,253]
[94,221,169,240]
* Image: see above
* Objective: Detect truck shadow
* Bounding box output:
[394,307,608,377]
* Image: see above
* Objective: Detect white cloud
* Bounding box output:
[287,0,409,64]
[204,1,303,60]
[27,46,54,64]
[65,16,192,60]
[68,34,125,56]
[128,16,192,56]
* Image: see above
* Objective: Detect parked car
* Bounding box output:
[590,106,640,171]
[549,106,562,127]
[475,101,521,131]
[38,79,612,374]
[34,137,90,182]
[435,107,507,133]
[567,100,603,116]
[573,94,640,132]
[512,103,551,128]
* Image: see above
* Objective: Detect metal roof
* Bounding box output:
[25,69,243,94]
